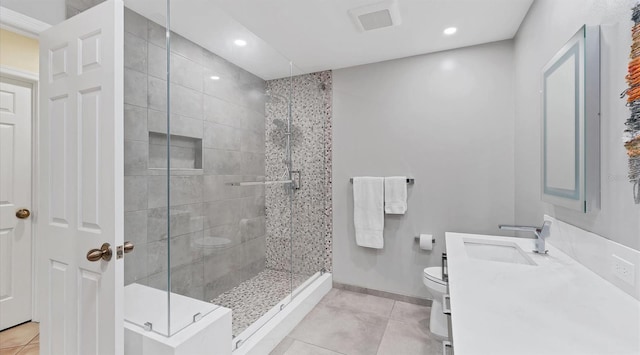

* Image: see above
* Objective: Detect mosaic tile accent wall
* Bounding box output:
[122,8,267,301]
[265,71,333,276]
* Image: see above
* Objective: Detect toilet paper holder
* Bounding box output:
[414,235,435,244]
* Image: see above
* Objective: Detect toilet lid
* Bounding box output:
[423,267,447,285]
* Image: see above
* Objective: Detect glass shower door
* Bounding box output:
[285,72,332,296]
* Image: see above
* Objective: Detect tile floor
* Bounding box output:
[0,290,437,355]
[0,322,39,355]
[270,289,442,355]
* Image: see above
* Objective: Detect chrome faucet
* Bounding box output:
[498,221,552,254]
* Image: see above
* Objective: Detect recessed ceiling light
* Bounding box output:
[234,39,247,47]
[443,27,457,35]
[210,75,220,80]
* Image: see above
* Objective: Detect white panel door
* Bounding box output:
[0,77,33,331]
[38,1,124,354]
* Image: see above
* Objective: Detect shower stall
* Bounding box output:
[121,0,333,349]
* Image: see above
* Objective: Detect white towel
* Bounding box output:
[384,176,407,214]
[353,177,384,249]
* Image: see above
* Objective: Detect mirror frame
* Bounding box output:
[541,25,600,212]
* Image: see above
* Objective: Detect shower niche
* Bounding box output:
[148,132,203,170]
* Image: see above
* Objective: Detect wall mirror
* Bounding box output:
[542,25,600,212]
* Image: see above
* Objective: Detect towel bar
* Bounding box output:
[350,177,415,184]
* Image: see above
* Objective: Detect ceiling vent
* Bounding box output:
[349,0,402,32]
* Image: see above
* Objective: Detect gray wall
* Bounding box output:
[514,0,640,251]
[123,8,267,301]
[332,41,516,298]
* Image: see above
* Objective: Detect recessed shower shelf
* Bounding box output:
[147,168,203,176]
[148,132,203,170]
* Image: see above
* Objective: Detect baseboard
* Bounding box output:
[332,282,431,306]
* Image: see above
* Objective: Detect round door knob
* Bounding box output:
[16,209,31,219]
[86,243,112,262]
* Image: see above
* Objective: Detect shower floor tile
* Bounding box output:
[210,268,310,337]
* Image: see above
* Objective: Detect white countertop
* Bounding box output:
[445,232,640,355]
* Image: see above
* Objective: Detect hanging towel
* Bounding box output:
[353,177,384,249]
[384,176,407,214]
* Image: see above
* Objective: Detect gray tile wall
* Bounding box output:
[264,71,333,276]
[123,8,267,301]
[65,0,105,18]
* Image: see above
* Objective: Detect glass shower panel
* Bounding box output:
[163,0,296,341]
[122,0,175,337]
[163,0,223,336]
[123,0,218,337]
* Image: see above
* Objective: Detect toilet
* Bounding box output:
[423,266,450,340]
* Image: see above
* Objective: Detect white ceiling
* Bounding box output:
[128,0,534,80]
[0,0,65,26]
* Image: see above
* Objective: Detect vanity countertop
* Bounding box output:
[445,232,640,355]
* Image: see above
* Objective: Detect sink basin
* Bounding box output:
[463,239,536,266]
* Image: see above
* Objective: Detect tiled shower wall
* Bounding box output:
[122,8,268,301]
[265,71,333,276]
[65,0,104,18]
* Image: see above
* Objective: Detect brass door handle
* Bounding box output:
[124,241,134,253]
[16,209,30,219]
[87,243,112,262]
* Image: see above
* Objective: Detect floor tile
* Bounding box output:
[15,344,38,355]
[389,301,431,327]
[270,336,295,355]
[289,303,388,355]
[0,347,22,355]
[0,323,39,349]
[283,340,345,355]
[376,319,441,355]
[319,289,395,318]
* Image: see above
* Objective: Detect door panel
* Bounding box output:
[48,94,69,226]
[38,1,124,353]
[0,77,33,331]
